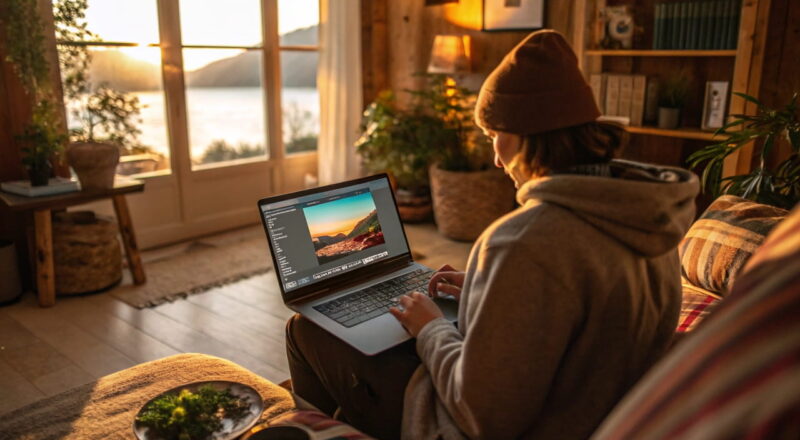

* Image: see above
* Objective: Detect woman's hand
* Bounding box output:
[428,264,466,301]
[389,291,444,337]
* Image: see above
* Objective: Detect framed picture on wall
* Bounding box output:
[483,0,545,31]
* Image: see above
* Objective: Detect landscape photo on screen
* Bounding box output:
[303,192,385,265]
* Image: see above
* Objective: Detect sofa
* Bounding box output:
[0,197,796,440]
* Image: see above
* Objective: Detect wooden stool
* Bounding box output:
[0,178,146,307]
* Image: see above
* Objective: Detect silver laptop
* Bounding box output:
[258,174,457,355]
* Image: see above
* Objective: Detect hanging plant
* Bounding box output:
[3,0,65,185]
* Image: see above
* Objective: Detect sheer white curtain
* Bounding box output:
[317,0,363,185]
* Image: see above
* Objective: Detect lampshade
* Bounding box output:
[427,35,471,74]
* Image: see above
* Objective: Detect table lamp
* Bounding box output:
[427,35,471,74]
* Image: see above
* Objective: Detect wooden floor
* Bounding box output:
[0,222,472,415]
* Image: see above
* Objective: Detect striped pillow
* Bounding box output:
[676,282,721,333]
[679,195,787,295]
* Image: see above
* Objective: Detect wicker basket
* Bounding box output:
[53,211,122,295]
[430,165,516,241]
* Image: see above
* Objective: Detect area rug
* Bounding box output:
[110,236,273,308]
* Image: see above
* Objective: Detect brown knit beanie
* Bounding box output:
[475,30,600,135]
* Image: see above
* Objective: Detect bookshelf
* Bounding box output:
[572,0,768,177]
[585,49,736,57]
[624,125,720,141]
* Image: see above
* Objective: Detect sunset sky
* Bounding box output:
[80,0,318,70]
[304,193,377,239]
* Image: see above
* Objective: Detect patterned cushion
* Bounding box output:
[679,195,787,295]
[676,281,721,333]
[593,205,800,439]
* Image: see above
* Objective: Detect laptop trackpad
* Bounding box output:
[433,296,459,322]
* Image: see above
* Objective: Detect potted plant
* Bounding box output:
[657,75,690,129]
[356,90,442,222]
[66,85,144,190]
[4,0,66,186]
[687,92,800,210]
[415,75,516,241]
[19,101,67,186]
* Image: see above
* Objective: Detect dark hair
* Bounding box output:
[512,122,628,178]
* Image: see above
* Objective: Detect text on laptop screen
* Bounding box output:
[261,177,410,294]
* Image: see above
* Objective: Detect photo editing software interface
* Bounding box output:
[261,178,410,294]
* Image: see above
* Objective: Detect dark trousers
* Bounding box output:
[285,314,421,440]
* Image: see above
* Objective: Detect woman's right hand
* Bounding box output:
[427,264,465,302]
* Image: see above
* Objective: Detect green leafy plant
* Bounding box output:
[19,100,68,169]
[407,74,493,172]
[356,74,492,190]
[658,76,690,109]
[136,385,251,440]
[3,0,66,178]
[356,90,446,191]
[687,92,800,209]
[68,85,144,151]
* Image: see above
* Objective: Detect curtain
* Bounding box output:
[317,0,363,185]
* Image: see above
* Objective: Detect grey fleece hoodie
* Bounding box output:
[402,160,699,440]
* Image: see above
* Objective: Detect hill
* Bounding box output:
[88,49,161,91]
[347,210,381,239]
[187,25,318,88]
[84,25,319,91]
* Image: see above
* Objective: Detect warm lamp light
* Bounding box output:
[427,35,471,74]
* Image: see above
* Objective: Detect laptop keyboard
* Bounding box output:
[313,268,434,328]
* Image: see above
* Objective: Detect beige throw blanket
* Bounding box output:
[0,354,298,440]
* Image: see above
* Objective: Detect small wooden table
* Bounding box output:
[0,178,146,307]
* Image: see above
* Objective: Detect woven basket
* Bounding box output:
[53,211,122,295]
[430,165,516,241]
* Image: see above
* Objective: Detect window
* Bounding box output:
[55,0,320,176]
[278,0,320,155]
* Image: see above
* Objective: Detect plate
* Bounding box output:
[133,380,264,440]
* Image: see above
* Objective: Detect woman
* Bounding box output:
[287,30,699,440]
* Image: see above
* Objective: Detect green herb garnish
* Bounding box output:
[136,385,251,440]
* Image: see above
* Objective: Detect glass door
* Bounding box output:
[57,0,320,248]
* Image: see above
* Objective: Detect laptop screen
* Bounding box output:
[259,175,410,297]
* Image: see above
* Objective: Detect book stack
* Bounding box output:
[590,74,648,127]
[1,177,80,197]
[652,0,741,50]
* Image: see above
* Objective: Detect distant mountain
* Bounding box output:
[88,50,161,91]
[312,233,346,250]
[84,25,319,91]
[187,25,318,88]
[347,210,380,239]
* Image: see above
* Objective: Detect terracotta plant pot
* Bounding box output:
[429,165,516,241]
[67,141,120,191]
[395,188,433,223]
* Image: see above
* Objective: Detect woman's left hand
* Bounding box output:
[389,291,444,337]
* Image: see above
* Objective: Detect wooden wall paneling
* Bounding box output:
[758,0,799,169]
[382,0,573,103]
[360,0,388,108]
[386,0,426,106]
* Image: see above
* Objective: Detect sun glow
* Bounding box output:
[76,0,319,71]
